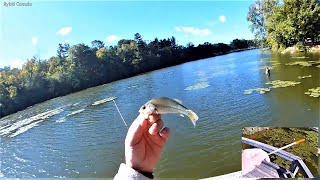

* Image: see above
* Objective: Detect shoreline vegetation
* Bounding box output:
[247,0,320,52]
[242,127,318,136]
[260,45,320,53]
[0,35,256,118]
[281,45,320,54]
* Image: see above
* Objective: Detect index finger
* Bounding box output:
[125,114,147,146]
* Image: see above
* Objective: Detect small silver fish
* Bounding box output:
[139,97,199,126]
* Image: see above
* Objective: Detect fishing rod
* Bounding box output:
[249,138,305,159]
[267,139,305,156]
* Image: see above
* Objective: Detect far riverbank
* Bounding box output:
[0,46,256,119]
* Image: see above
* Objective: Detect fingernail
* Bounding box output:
[160,128,168,135]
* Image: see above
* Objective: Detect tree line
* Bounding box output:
[247,0,320,51]
[0,34,255,118]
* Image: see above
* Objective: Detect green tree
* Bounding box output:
[0,83,12,116]
[91,40,105,49]
[96,47,107,59]
[57,43,70,60]
[248,0,320,50]
[247,0,279,47]
[8,86,17,98]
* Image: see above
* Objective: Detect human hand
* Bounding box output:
[125,113,170,173]
[242,148,270,175]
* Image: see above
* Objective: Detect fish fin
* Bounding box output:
[186,110,198,127]
[179,114,184,117]
[173,98,183,104]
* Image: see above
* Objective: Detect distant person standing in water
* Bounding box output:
[265,67,270,76]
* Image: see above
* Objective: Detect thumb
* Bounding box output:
[252,150,269,165]
[125,114,147,146]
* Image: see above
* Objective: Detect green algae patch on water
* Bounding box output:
[244,88,271,95]
[244,80,301,95]
[305,87,320,98]
[298,75,312,79]
[185,82,210,91]
[266,80,301,88]
[286,61,313,67]
[243,128,319,177]
[92,96,117,105]
[286,60,320,67]
[309,60,320,64]
[292,56,310,59]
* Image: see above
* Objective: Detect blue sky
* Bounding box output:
[0,1,254,68]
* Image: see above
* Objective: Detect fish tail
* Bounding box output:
[186,110,198,127]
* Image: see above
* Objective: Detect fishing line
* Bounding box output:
[112,99,128,128]
[154,172,159,180]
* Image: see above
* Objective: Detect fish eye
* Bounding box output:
[142,105,146,109]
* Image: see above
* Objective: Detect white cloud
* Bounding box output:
[31,37,38,46]
[10,58,24,69]
[219,16,226,23]
[175,26,212,36]
[56,27,72,36]
[106,35,119,42]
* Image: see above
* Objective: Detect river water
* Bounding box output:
[0,49,319,178]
